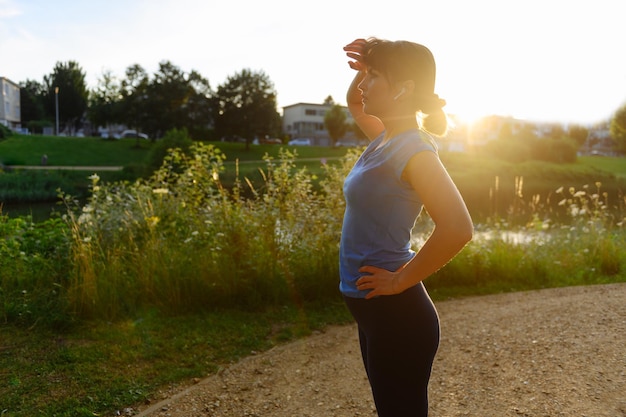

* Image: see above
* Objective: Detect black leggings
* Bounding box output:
[344,283,440,417]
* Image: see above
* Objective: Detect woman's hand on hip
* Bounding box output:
[356,265,403,299]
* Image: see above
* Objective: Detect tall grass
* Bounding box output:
[426,177,626,297]
[1,135,624,326]
[59,142,356,320]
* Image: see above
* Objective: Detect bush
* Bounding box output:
[145,128,194,174]
[0,123,13,140]
[0,215,72,327]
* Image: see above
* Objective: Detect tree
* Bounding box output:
[116,62,214,141]
[324,104,348,145]
[141,61,213,140]
[88,70,122,136]
[183,70,214,140]
[119,64,150,136]
[19,79,47,133]
[43,61,88,134]
[610,103,626,153]
[214,69,281,148]
[567,124,589,150]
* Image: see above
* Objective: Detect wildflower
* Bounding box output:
[573,191,586,198]
[77,213,91,224]
[88,173,100,181]
[145,216,160,227]
[556,186,564,194]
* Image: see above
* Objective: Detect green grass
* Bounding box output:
[0,135,153,167]
[0,134,348,167]
[578,155,626,179]
[3,134,625,222]
[0,303,353,416]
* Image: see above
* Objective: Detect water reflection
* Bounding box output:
[1,202,62,222]
[411,228,550,248]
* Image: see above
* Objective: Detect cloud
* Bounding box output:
[0,0,20,19]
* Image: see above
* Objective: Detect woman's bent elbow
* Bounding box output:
[455,220,474,248]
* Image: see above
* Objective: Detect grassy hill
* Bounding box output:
[1,134,625,222]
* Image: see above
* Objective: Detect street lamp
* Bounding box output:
[55,86,59,135]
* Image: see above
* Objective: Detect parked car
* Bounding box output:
[121,129,149,140]
[260,137,283,145]
[288,138,311,146]
[335,139,358,147]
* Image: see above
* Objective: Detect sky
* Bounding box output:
[1,0,625,126]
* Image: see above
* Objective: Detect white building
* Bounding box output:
[282,102,356,146]
[0,77,21,130]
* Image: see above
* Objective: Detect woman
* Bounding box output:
[340,38,473,416]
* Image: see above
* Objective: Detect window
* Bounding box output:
[305,109,317,116]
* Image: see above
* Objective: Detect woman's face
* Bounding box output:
[358,67,405,119]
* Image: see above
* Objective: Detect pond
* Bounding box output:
[411,227,550,248]
[1,201,65,222]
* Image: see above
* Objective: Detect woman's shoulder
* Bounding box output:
[394,129,438,153]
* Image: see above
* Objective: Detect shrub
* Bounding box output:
[145,128,194,174]
[0,124,13,140]
[0,215,72,327]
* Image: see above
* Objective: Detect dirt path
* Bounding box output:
[129,283,626,417]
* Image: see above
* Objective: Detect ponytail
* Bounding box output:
[418,94,448,136]
[421,108,448,137]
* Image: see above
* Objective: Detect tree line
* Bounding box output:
[18,60,285,142]
[16,59,626,156]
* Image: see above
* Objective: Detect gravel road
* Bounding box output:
[127,283,626,417]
